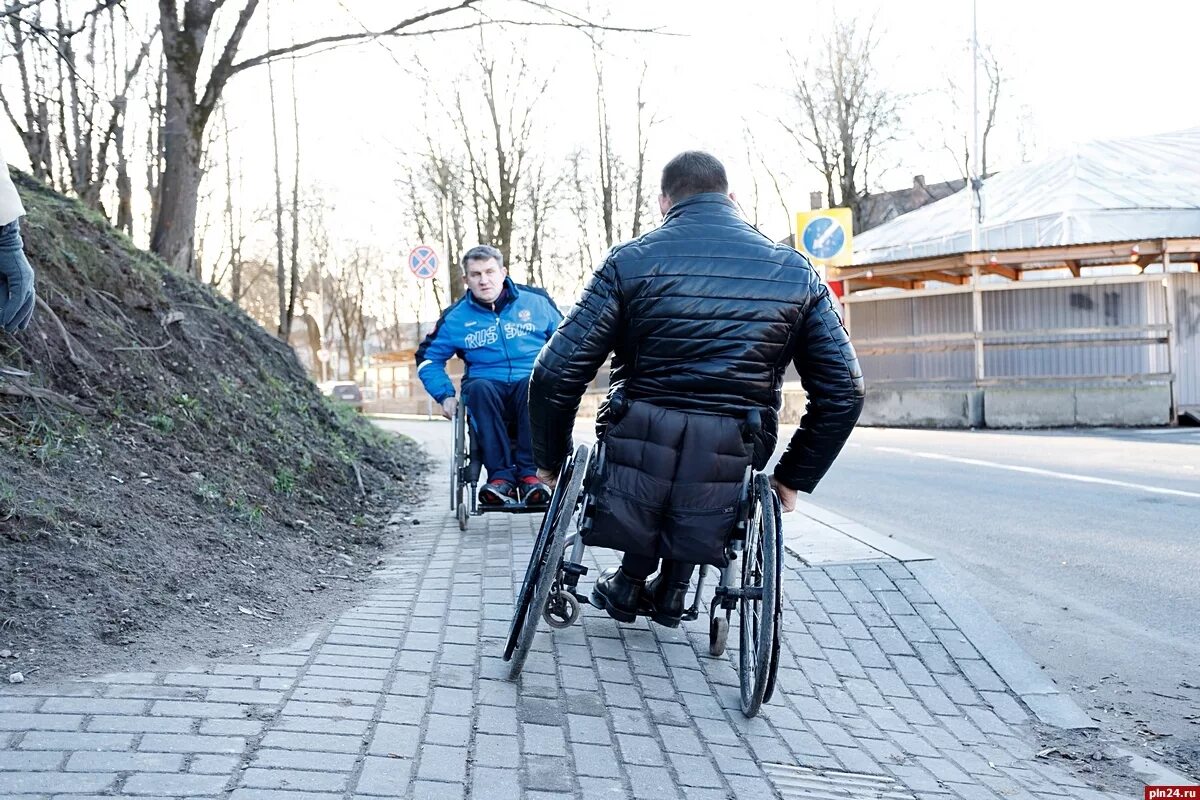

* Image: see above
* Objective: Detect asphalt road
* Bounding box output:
[805,425,1200,771]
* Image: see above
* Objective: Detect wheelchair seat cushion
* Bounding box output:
[586,400,752,567]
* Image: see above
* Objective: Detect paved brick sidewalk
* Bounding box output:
[1,426,1136,799]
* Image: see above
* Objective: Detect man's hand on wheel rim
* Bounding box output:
[536,467,558,490]
[440,397,457,420]
[769,476,797,513]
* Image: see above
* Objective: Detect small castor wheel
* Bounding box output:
[544,589,581,629]
[709,615,730,656]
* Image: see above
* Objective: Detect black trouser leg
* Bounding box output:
[659,559,696,584]
[620,553,659,580]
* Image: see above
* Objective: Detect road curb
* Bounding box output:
[907,560,1098,730]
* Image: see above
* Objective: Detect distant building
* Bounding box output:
[856,175,968,233]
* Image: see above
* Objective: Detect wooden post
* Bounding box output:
[972,265,985,384]
[1164,273,1180,424]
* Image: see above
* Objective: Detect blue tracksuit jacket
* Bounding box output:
[415,278,562,402]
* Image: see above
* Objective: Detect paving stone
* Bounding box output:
[566,714,611,745]
[3,771,115,793]
[0,750,64,770]
[355,755,413,796]
[19,732,133,751]
[617,734,665,766]
[258,731,359,754]
[240,768,347,791]
[124,772,230,795]
[41,698,148,715]
[572,742,622,778]
[666,751,724,789]
[368,723,420,759]
[627,764,682,799]
[0,714,84,732]
[524,754,573,792]
[65,751,183,772]
[469,766,520,800]
[415,744,467,783]
[425,714,472,746]
[280,718,372,740]
[252,749,358,772]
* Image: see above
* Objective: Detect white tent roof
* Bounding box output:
[853,128,1200,265]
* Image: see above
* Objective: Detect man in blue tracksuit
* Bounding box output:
[416,245,562,505]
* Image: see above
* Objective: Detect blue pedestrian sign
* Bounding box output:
[802,217,845,260]
[795,208,853,266]
[409,245,439,280]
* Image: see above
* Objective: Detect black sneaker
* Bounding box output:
[519,476,551,506]
[479,479,516,505]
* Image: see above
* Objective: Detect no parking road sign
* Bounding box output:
[795,208,853,267]
[408,245,440,279]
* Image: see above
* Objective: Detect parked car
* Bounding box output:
[320,381,364,412]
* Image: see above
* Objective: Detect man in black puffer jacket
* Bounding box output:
[529,151,864,627]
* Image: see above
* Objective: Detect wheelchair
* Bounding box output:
[502,440,784,718]
[449,395,548,531]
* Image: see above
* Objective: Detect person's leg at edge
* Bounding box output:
[592,552,658,624]
[466,379,517,503]
[506,380,549,505]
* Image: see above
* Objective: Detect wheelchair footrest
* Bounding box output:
[474,501,550,515]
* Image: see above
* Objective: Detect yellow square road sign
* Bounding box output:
[795,208,853,267]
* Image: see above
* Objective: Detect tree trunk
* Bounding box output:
[285,58,301,337]
[150,69,202,275]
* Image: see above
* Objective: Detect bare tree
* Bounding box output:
[266,7,287,337]
[943,45,1003,180]
[451,42,550,266]
[329,248,369,381]
[285,54,301,338]
[518,158,563,288]
[146,0,650,276]
[1,1,154,222]
[780,17,900,232]
[744,125,793,238]
[629,62,656,239]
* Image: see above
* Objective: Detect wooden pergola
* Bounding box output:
[830,237,1200,293]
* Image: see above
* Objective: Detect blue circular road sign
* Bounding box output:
[802,216,846,260]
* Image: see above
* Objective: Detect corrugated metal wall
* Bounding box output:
[848,276,1172,385]
[849,292,973,382]
[982,281,1166,379]
[1173,273,1200,409]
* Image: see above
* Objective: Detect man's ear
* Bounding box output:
[728,191,737,204]
[659,194,671,217]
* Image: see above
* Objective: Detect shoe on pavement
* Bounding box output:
[479,478,516,505]
[590,567,645,624]
[519,476,551,506]
[643,574,690,628]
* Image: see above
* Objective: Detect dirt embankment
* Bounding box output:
[0,169,426,680]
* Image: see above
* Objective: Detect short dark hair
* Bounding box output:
[462,244,503,270]
[660,151,728,202]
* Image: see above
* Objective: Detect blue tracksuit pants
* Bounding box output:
[465,379,535,484]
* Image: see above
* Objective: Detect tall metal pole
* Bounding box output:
[970,0,986,385]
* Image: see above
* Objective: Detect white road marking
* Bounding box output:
[871,446,1200,500]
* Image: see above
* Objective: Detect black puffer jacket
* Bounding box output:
[529,192,864,493]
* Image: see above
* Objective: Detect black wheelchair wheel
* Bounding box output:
[450,401,466,511]
[739,473,780,718]
[761,491,784,705]
[503,445,589,679]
